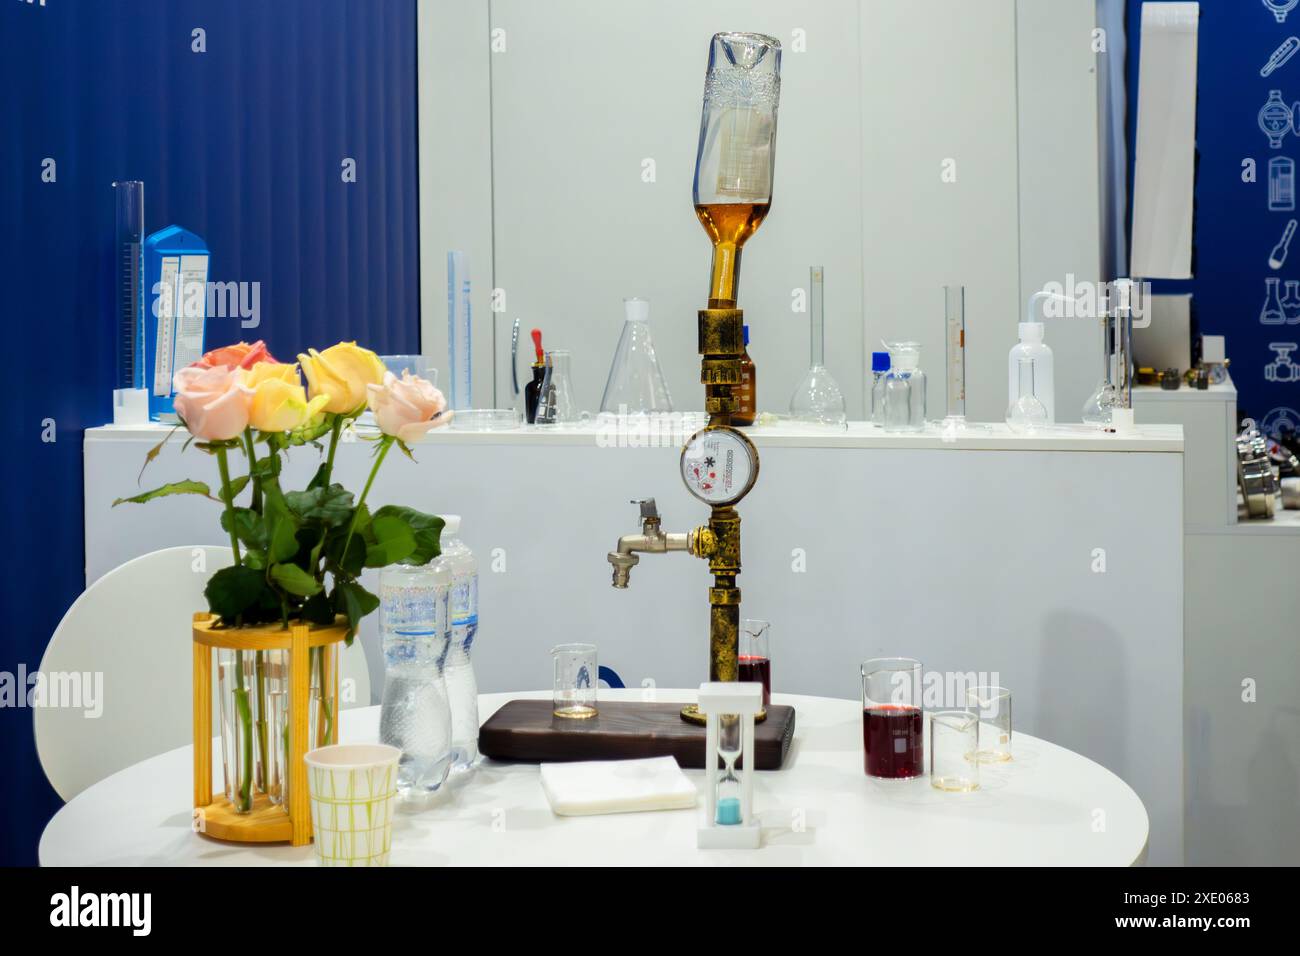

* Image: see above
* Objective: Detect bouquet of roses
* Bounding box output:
[116,340,451,639]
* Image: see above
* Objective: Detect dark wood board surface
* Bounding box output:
[478,699,796,770]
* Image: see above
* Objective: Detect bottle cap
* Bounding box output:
[623,298,650,322]
[871,351,890,372]
[439,515,461,536]
[743,325,750,346]
[1018,321,1045,343]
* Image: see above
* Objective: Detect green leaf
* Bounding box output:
[365,515,416,567]
[372,506,443,565]
[205,565,271,622]
[225,474,250,501]
[268,514,301,564]
[221,507,268,551]
[334,580,380,640]
[285,484,354,527]
[269,562,323,597]
[306,463,329,490]
[113,479,215,507]
[324,509,368,577]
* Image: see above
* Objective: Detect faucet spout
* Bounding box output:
[607,498,715,587]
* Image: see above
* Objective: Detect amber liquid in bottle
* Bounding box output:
[734,330,756,426]
[695,201,770,307]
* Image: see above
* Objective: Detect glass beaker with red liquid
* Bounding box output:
[861,658,924,779]
[738,619,772,707]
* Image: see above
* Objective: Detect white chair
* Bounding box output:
[35,546,371,801]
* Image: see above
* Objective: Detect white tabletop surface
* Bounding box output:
[40,689,1149,866]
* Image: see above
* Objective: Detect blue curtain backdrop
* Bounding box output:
[1127,0,1300,430]
[0,0,419,865]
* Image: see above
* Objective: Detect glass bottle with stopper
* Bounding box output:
[697,681,763,849]
[789,265,847,427]
[694,32,781,308]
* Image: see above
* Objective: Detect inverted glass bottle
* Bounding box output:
[693,33,782,307]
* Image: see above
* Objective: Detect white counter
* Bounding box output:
[84,419,1185,863]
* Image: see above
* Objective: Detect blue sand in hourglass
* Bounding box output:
[716,798,742,826]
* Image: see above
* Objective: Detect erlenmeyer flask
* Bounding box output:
[599,298,674,415]
[1007,357,1048,433]
[1262,277,1286,325]
[789,266,846,427]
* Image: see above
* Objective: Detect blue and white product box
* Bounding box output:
[143,225,209,420]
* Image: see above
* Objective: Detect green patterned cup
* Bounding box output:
[304,743,401,866]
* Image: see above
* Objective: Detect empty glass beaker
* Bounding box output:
[552,643,598,719]
[789,266,847,427]
[379,355,438,388]
[861,658,924,779]
[930,710,980,792]
[965,685,1012,763]
[599,298,674,416]
[535,349,579,424]
[882,342,926,432]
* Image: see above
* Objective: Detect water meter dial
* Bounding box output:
[680,426,758,506]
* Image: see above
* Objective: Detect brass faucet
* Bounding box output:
[608,499,715,588]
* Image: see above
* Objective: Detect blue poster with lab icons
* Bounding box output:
[1128,0,1300,435]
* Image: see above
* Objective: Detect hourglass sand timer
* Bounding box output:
[697,682,763,849]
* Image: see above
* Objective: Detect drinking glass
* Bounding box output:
[861,657,923,779]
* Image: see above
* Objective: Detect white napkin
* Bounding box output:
[540,757,698,816]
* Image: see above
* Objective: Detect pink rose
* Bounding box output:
[365,371,451,443]
[173,365,254,441]
[193,340,278,371]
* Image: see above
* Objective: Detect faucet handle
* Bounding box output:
[632,498,659,520]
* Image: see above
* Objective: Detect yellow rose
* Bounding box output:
[241,361,329,432]
[297,342,388,415]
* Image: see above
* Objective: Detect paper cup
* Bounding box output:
[304,743,401,866]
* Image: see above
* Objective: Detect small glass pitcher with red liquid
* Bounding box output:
[861,658,924,779]
[738,619,772,707]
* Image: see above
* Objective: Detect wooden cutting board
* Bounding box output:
[477,699,796,770]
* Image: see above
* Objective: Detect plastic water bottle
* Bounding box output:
[439,516,480,772]
[378,560,453,797]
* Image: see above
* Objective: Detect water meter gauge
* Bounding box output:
[680,426,758,506]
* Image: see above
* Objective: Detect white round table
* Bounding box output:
[40,689,1148,866]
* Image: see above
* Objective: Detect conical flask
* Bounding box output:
[599,298,674,415]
